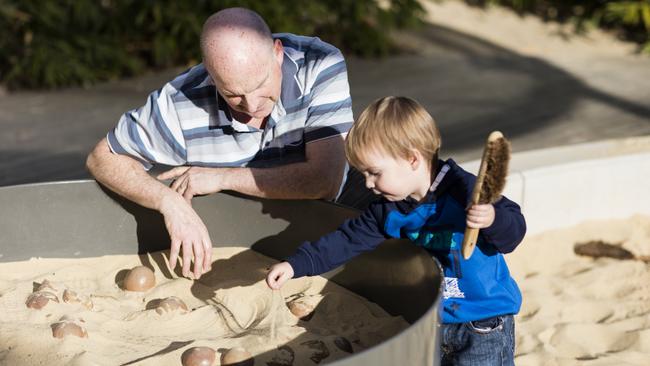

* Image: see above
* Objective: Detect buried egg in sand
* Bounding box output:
[287,299,314,321]
[221,347,254,366]
[123,265,155,292]
[51,316,88,339]
[181,346,216,366]
[155,296,189,315]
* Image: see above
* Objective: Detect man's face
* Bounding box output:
[211,40,284,121]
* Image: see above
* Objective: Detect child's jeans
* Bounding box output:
[439,314,515,366]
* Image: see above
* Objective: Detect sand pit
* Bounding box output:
[508,215,650,365]
[0,247,409,365]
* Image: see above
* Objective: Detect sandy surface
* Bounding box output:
[508,215,650,365]
[421,1,637,61]
[0,247,408,365]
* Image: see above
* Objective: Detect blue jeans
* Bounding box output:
[439,314,515,366]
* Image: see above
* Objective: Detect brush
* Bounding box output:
[461,131,511,260]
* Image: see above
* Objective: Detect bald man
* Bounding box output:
[86,8,365,279]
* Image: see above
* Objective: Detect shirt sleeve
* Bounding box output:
[286,203,389,277]
[106,82,188,170]
[303,49,354,144]
[481,196,527,254]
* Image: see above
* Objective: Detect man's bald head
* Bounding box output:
[201,8,275,79]
[200,8,284,121]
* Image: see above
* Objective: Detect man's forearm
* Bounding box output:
[222,137,346,200]
[223,159,344,200]
[86,138,176,211]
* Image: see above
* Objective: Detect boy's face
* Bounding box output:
[356,148,420,202]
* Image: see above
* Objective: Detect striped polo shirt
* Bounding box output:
[107,33,354,170]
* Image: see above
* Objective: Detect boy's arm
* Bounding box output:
[286,204,388,277]
[480,197,527,253]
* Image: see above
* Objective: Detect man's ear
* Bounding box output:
[273,39,284,65]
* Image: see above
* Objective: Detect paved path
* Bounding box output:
[1,23,649,186]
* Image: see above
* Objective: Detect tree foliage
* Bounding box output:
[0,0,424,89]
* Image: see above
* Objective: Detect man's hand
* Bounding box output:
[266,262,295,290]
[159,192,213,279]
[157,166,229,202]
[466,203,496,229]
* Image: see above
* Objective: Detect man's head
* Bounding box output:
[345,97,441,199]
[201,8,284,120]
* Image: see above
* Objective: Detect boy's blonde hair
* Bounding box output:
[345,96,441,169]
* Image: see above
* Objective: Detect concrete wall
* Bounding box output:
[460,136,650,235]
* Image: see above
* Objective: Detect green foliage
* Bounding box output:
[0,0,424,90]
[464,0,650,53]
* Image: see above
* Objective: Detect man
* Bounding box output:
[87,8,364,280]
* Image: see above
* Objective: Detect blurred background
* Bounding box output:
[1,0,649,186]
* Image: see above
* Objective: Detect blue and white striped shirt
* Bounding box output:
[107,33,354,170]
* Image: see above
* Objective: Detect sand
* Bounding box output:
[3,214,650,365]
[0,247,408,366]
[508,215,650,365]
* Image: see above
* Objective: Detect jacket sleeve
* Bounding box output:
[449,160,527,254]
[286,203,389,277]
[480,196,527,254]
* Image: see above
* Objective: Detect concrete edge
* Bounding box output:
[459,135,650,235]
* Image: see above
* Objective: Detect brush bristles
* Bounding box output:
[479,136,511,204]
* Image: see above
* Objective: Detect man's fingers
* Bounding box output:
[157,166,190,180]
[202,240,213,273]
[192,241,204,280]
[183,185,194,202]
[168,239,181,271]
[182,241,192,277]
[171,175,187,192]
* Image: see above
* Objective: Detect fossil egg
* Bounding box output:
[269,345,294,366]
[334,336,354,353]
[181,346,216,366]
[221,347,254,366]
[63,289,93,309]
[51,317,88,339]
[123,266,155,292]
[26,291,59,309]
[301,339,330,363]
[36,279,57,292]
[287,300,314,321]
[155,296,189,315]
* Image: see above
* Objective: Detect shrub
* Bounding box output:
[0,0,424,90]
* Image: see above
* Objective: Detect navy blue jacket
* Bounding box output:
[286,159,526,323]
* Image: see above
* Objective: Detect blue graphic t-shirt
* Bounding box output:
[286,159,526,323]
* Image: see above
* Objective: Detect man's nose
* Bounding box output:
[365,179,374,190]
[242,96,260,112]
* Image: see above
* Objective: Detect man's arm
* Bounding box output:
[86,138,213,279]
[230,136,346,199]
[158,135,346,201]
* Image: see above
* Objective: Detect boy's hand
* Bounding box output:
[266,262,295,290]
[466,204,495,229]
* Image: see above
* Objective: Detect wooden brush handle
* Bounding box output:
[462,131,503,260]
